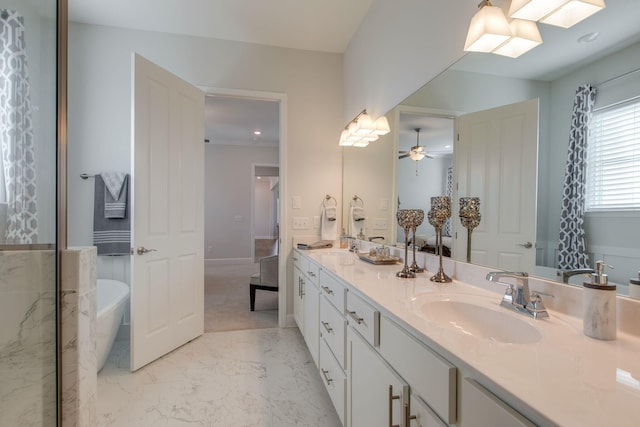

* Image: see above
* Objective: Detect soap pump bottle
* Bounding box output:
[629,271,640,299]
[583,261,616,340]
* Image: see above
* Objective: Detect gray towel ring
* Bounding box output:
[323,194,337,207]
[351,195,364,207]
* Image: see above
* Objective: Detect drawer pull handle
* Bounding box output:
[321,321,333,333]
[321,286,334,295]
[404,402,417,426]
[321,368,333,385]
[347,310,364,325]
[388,385,400,427]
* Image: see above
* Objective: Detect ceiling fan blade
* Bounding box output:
[398,153,410,159]
[425,154,434,159]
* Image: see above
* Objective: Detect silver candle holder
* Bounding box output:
[428,196,452,283]
[409,209,425,273]
[459,197,481,263]
[396,209,421,278]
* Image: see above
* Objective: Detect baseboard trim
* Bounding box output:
[284,314,297,328]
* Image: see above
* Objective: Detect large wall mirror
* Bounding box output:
[343,0,640,296]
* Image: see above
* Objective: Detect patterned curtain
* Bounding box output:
[557,84,595,269]
[0,9,38,243]
[443,165,453,237]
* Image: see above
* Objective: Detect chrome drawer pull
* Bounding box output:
[321,285,334,295]
[321,368,333,385]
[389,385,400,427]
[404,402,417,426]
[321,321,333,333]
[347,310,364,325]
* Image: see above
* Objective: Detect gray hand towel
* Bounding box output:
[101,172,128,219]
[93,175,130,255]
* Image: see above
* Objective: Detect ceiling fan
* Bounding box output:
[398,128,433,161]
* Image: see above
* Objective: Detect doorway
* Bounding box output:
[203,92,282,332]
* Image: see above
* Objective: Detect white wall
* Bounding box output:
[204,144,277,262]
[253,179,275,240]
[67,23,344,317]
[343,0,474,123]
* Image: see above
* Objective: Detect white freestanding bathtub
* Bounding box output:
[97,279,129,372]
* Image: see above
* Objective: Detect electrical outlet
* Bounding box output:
[234,215,244,222]
[293,217,309,229]
[207,246,213,253]
[372,218,387,230]
[313,216,320,228]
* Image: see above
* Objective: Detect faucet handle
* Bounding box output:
[531,290,554,299]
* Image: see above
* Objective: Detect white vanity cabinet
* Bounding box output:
[293,249,321,365]
[348,326,408,427]
[459,378,535,427]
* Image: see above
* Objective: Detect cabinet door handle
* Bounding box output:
[321,285,334,295]
[518,241,533,249]
[388,385,400,427]
[308,271,316,278]
[293,257,299,261]
[321,368,333,385]
[347,310,364,325]
[321,321,333,333]
[404,402,417,426]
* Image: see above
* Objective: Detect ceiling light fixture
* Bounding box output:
[539,0,606,29]
[254,130,262,135]
[339,109,390,147]
[492,18,542,58]
[464,0,512,53]
[509,0,606,28]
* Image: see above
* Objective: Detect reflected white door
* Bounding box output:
[131,53,204,371]
[455,98,538,272]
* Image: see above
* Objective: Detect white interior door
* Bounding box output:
[454,98,538,272]
[131,53,205,371]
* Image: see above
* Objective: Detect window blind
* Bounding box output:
[586,98,640,211]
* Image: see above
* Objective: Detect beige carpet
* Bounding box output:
[205,262,279,333]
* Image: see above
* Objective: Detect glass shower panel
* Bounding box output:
[0,0,58,425]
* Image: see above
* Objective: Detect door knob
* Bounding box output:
[137,246,157,255]
[518,242,533,249]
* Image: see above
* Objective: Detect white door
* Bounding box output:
[454,98,538,272]
[131,53,205,371]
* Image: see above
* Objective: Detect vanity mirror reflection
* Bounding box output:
[342,0,640,296]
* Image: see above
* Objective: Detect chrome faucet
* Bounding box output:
[486,271,549,319]
[559,268,594,284]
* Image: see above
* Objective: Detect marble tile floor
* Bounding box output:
[97,327,341,427]
[205,263,278,333]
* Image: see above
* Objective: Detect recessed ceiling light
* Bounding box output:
[254,130,262,135]
[445,145,452,149]
[578,32,599,43]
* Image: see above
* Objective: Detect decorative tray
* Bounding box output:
[358,253,401,265]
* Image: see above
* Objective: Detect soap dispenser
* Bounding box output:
[629,271,640,299]
[583,261,616,340]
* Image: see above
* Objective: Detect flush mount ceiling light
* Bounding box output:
[464,0,512,53]
[509,0,606,28]
[492,18,542,58]
[338,109,390,147]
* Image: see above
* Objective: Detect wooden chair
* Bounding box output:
[250,254,279,311]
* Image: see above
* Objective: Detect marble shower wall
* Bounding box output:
[61,246,98,427]
[0,249,57,426]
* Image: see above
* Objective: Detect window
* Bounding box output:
[586,98,640,211]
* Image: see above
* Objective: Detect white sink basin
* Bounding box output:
[418,299,542,344]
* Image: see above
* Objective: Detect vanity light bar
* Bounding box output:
[339,109,390,147]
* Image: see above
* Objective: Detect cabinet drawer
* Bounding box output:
[319,339,346,425]
[307,259,320,284]
[461,378,534,427]
[379,316,457,424]
[320,295,347,369]
[319,269,346,313]
[346,291,380,347]
[293,250,308,273]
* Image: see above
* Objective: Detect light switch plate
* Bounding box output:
[379,198,389,210]
[292,195,302,209]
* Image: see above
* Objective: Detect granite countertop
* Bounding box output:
[302,248,640,427]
